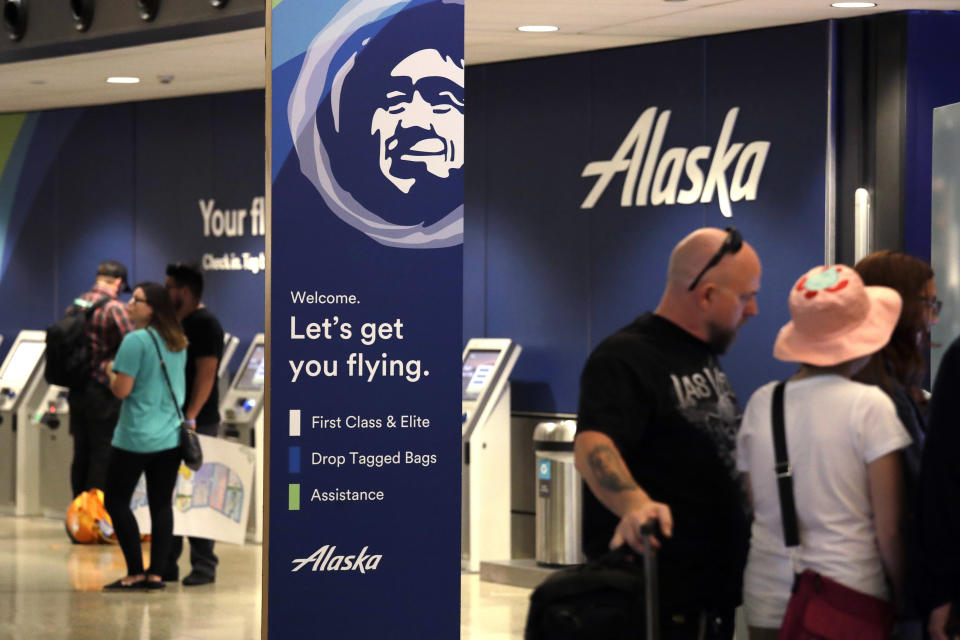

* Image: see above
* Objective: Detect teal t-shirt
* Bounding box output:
[111,327,186,453]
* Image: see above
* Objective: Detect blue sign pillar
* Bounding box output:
[268,0,463,636]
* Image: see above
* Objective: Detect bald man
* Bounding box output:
[574,227,761,640]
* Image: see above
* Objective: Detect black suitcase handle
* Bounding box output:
[640,519,661,640]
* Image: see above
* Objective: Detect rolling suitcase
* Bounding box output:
[525,520,661,640]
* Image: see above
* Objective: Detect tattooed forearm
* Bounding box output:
[587,445,638,493]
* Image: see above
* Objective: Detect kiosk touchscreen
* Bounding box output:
[221,334,265,543]
[461,338,521,572]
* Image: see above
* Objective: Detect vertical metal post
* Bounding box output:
[854,187,872,263]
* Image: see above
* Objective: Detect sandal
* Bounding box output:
[103,577,148,591]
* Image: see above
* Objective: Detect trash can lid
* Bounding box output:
[533,420,577,444]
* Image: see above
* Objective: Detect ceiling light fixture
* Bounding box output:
[2,0,28,42]
[210,0,228,6]
[517,25,558,33]
[70,0,94,32]
[831,2,877,7]
[107,76,140,84]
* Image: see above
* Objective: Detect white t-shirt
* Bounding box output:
[735,375,911,628]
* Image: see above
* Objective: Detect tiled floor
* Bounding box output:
[0,516,531,640]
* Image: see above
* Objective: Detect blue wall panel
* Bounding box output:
[904,11,960,262]
[704,23,830,399]
[464,67,488,344]
[587,40,708,349]
[481,55,593,412]
[56,105,136,314]
[467,23,831,413]
[0,91,265,370]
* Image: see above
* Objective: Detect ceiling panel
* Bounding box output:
[1,2,960,111]
[0,28,266,113]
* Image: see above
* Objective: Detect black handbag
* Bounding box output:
[146,329,203,471]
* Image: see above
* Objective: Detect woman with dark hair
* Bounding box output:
[854,250,939,637]
[102,282,188,590]
[855,250,938,418]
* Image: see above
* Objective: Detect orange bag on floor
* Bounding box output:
[65,489,116,544]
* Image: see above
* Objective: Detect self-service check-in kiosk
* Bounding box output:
[221,333,264,543]
[218,333,240,403]
[461,338,521,572]
[29,370,71,518]
[0,331,69,516]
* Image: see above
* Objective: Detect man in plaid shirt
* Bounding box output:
[68,261,135,497]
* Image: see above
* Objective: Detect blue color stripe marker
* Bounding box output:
[289,446,301,474]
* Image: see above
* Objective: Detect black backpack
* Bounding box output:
[526,522,663,640]
[44,296,110,389]
[525,546,647,640]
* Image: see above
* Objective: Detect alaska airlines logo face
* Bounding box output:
[288,0,465,249]
[580,107,770,217]
[291,544,382,574]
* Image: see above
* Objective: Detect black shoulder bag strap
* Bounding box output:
[146,329,185,423]
[772,381,800,548]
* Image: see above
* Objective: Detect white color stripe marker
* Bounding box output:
[289,409,301,437]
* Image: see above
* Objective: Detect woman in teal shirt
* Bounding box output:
[102,282,188,590]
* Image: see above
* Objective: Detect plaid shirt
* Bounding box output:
[75,284,135,387]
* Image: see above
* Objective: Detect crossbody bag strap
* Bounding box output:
[145,328,184,422]
[771,381,800,548]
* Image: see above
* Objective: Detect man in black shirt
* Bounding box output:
[163,262,225,587]
[574,227,762,640]
[920,334,960,640]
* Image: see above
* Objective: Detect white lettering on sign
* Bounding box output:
[291,545,382,573]
[580,107,770,217]
[202,251,265,275]
[199,197,266,237]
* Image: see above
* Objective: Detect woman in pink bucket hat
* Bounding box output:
[734,264,912,639]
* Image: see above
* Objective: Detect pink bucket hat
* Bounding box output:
[773,265,902,366]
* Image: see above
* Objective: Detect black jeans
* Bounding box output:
[167,421,220,579]
[104,446,181,577]
[69,381,121,496]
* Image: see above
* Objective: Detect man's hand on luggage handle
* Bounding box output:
[610,501,673,553]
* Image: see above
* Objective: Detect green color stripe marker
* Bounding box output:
[0,114,27,181]
[288,484,300,511]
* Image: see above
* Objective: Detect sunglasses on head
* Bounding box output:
[688,227,743,291]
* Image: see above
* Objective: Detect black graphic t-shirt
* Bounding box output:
[182,308,225,428]
[577,312,750,610]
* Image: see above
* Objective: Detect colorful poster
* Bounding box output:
[270,0,463,636]
[131,435,256,546]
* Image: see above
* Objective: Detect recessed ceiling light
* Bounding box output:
[107,77,140,84]
[517,25,558,33]
[831,2,877,7]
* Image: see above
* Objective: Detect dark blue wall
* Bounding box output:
[904,11,960,262]
[466,22,832,413]
[0,90,265,372]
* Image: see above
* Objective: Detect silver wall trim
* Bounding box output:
[825,20,838,266]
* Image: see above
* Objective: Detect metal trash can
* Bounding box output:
[533,420,584,566]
